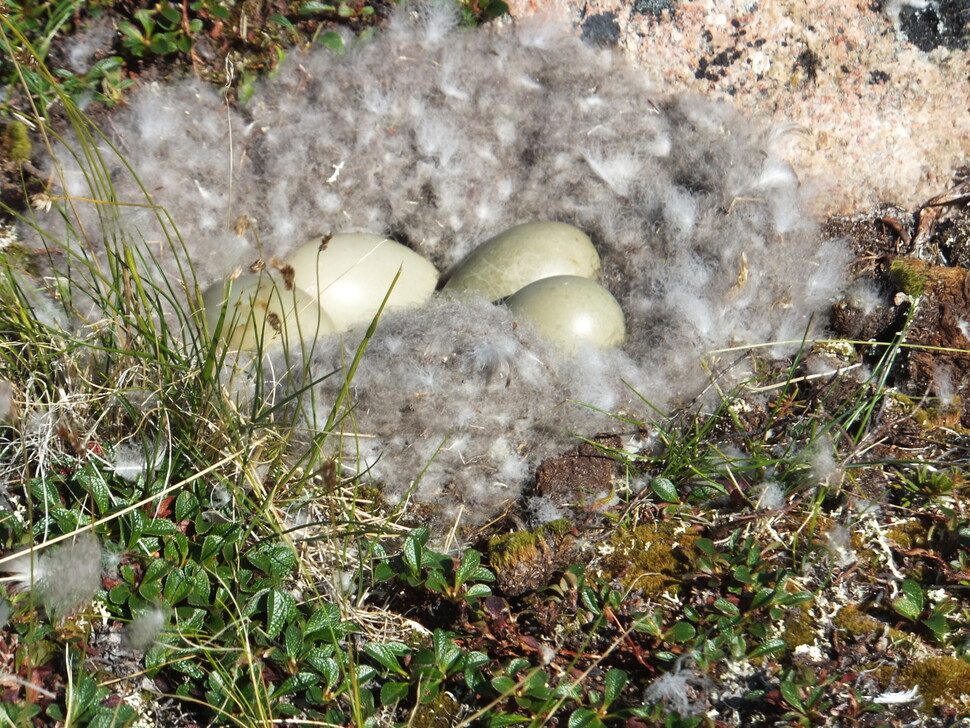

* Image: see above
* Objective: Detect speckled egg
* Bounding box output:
[288,233,439,331]
[505,275,626,349]
[444,221,601,301]
[203,274,336,351]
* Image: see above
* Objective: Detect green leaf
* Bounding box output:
[695,537,715,557]
[650,477,679,503]
[713,598,740,616]
[567,708,604,728]
[247,543,296,578]
[272,672,317,698]
[269,13,295,30]
[380,681,410,704]
[307,603,341,632]
[433,629,461,670]
[922,612,949,639]
[317,31,344,53]
[579,586,601,615]
[401,532,423,579]
[603,668,627,706]
[175,490,199,520]
[779,680,804,712]
[363,642,407,676]
[266,589,296,637]
[455,549,481,586]
[462,650,490,670]
[301,1,336,12]
[285,624,304,656]
[143,518,177,536]
[748,638,787,658]
[141,557,170,585]
[163,567,190,603]
[485,0,510,18]
[486,714,530,727]
[78,467,110,513]
[491,676,516,694]
[893,579,924,621]
[665,621,696,642]
[465,584,492,599]
[312,655,340,689]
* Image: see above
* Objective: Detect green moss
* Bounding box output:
[782,604,816,649]
[2,121,32,163]
[899,656,970,712]
[886,518,929,550]
[889,258,927,297]
[489,529,542,573]
[832,605,910,643]
[598,522,699,595]
[832,604,883,636]
[411,691,462,728]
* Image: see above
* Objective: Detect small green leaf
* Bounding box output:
[312,655,340,688]
[175,490,199,520]
[380,681,410,704]
[363,642,407,676]
[141,557,170,585]
[713,598,740,616]
[248,543,296,578]
[301,1,336,12]
[695,537,715,557]
[893,596,921,621]
[603,668,627,706]
[779,680,804,712]
[455,549,481,586]
[401,532,423,579]
[307,603,341,632]
[465,583,492,599]
[266,589,296,637]
[567,708,604,728]
[893,579,924,621]
[318,31,344,53]
[491,676,516,694]
[433,629,462,671]
[143,518,177,536]
[269,13,295,30]
[285,624,304,656]
[78,467,110,513]
[748,638,787,658]
[272,672,317,698]
[486,715,530,727]
[665,621,696,643]
[650,477,679,503]
[922,612,949,640]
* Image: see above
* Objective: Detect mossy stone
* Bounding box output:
[487,520,579,596]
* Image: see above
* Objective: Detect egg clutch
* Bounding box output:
[203,221,626,353]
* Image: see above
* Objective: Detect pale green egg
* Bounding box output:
[203,274,336,351]
[288,233,439,331]
[444,221,601,300]
[505,275,626,349]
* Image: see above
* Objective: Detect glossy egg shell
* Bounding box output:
[505,275,626,349]
[444,221,601,301]
[203,274,336,351]
[288,233,439,331]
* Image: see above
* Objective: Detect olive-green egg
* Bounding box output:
[444,221,601,300]
[203,274,336,351]
[288,233,439,331]
[505,275,626,349]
